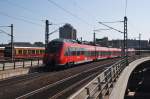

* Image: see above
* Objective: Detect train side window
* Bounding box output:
[18,50,22,54]
[23,50,27,55]
[40,50,43,54]
[88,51,91,56]
[36,50,39,54]
[69,47,72,56]
[28,50,31,54]
[65,48,69,56]
[91,51,93,56]
[89,51,91,56]
[42,50,44,54]
[76,48,80,56]
[86,51,88,56]
[81,48,84,55]
[68,48,72,56]
[32,50,35,54]
[71,48,76,56]
[102,51,105,56]
[80,48,82,55]
[99,51,101,56]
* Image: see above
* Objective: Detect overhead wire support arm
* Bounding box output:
[100,21,124,23]
[98,22,123,33]
[93,28,111,32]
[49,29,59,35]
[0,29,11,36]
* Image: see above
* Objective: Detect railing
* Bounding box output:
[69,59,128,99]
[0,58,43,71]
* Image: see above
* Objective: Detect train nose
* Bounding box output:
[49,54,58,63]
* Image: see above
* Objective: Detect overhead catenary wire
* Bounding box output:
[47,0,91,26]
[71,0,98,21]
[4,0,36,14]
[100,21,124,23]
[3,0,56,22]
[125,0,128,16]
[0,11,43,27]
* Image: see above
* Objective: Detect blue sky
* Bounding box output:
[0,0,150,44]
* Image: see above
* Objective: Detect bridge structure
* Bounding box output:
[69,56,150,99]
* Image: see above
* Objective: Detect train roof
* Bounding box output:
[5,42,44,48]
[50,39,136,51]
[5,46,45,49]
[61,39,122,51]
[50,38,78,43]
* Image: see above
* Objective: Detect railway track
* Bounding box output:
[0,72,48,87]
[16,62,113,99]
[0,58,120,99]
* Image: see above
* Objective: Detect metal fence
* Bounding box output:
[0,58,43,71]
[69,59,129,99]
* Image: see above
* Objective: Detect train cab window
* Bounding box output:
[47,41,63,53]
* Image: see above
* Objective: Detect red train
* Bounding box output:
[43,39,135,68]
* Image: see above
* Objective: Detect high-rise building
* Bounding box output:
[59,24,77,40]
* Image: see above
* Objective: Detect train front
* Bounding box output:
[43,40,64,68]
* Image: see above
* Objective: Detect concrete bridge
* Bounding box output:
[69,56,150,99]
[110,57,150,99]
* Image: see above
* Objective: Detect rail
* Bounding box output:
[0,58,43,71]
[69,58,128,99]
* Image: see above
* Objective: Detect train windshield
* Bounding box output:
[46,41,63,53]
